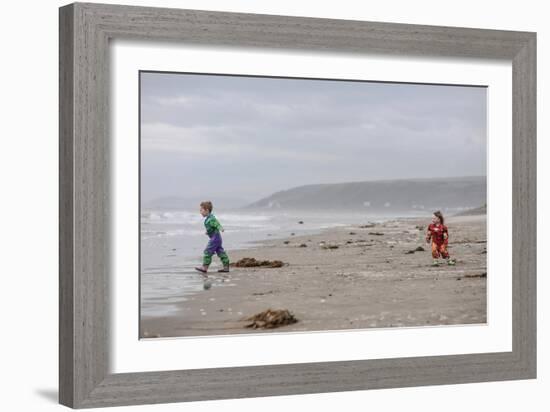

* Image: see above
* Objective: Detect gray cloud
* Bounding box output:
[140,72,486,203]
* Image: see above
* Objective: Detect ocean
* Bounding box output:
[140,208,424,318]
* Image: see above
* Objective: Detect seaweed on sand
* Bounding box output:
[245,309,298,329]
[231,258,285,268]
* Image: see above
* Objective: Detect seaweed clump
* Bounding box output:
[231,258,284,268]
[245,309,298,329]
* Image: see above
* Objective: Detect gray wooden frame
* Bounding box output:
[59,2,536,408]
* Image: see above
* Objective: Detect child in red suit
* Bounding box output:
[426,211,456,266]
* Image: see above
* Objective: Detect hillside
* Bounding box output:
[247,176,486,213]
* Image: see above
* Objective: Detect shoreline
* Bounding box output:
[141,214,487,338]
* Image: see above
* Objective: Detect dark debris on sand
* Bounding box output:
[245,309,298,329]
[406,246,426,254]
[464,272,487,278]
[359,223,376,228]
[231,257,285,268]
[321,243,339,250]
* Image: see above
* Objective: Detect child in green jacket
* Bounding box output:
[195,201,230,274]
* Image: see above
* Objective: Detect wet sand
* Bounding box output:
[141,215,487,338]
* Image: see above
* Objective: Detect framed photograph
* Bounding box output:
[59,2,536,408]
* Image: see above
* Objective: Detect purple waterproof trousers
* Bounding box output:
[203,232,229,266]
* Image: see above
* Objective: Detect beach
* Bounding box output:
[140,214,486,338]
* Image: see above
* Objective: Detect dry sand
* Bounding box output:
[141,215,487,338]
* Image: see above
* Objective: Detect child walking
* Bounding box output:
[195,201,230,274]
[425,210,455,267]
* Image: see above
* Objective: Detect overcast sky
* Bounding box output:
[140,72,486,203]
